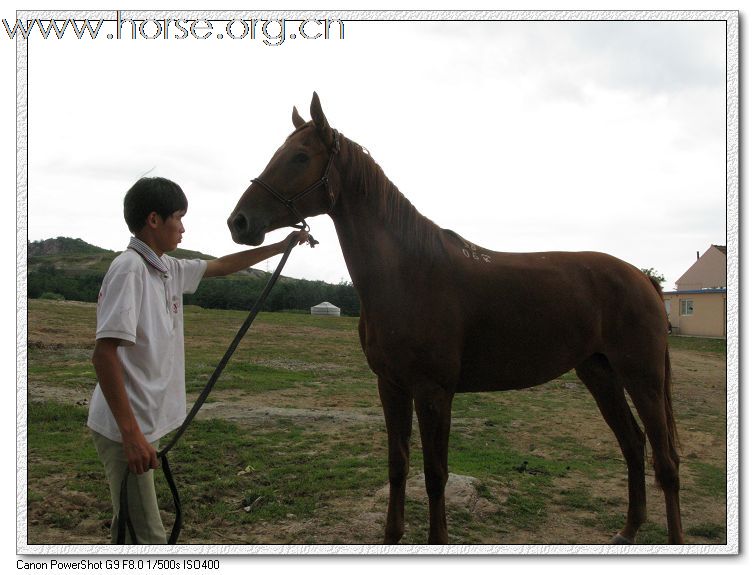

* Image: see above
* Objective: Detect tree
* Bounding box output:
[641,267,666,288]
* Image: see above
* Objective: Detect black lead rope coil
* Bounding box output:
[116,234,304,545]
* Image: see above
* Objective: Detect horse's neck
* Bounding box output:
[329,154,444,294]
[330,201,402,293]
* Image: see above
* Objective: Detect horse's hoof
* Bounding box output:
[610,533,634,545]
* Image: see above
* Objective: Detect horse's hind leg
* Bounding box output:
[378,377,413,544]
[576,354,647,544]
[620,351,684,544]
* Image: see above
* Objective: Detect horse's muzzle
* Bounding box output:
[227,210,265,246]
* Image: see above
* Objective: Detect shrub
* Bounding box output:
[39,292,65,301]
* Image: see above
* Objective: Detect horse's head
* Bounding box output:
[228,92,340,246]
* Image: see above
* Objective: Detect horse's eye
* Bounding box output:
[292,152,309,164]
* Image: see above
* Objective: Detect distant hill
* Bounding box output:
[26,237,360,315]
[27,237,267,278]
[28,237,113,257]
[28,237,118,276]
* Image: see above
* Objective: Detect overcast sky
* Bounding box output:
[25,14,727,290]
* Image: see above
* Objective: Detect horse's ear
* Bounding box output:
[292,106,306,128]
[310,92,332,143]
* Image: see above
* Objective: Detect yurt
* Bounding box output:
[310,301,341,317]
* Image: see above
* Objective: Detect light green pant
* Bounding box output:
[92,431,167,544]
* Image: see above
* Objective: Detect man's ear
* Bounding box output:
[146,211,161,229]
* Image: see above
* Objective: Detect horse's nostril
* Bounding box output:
[231,212,247,234]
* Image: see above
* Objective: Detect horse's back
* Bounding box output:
[439,232,667,392]
[441,230,661,316]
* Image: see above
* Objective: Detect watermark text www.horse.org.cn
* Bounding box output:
[3,11,346,46]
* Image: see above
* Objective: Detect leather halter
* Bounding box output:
[251,129,341,233]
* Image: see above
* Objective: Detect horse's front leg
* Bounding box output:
[378,377,413,544]
[413,382,453,544]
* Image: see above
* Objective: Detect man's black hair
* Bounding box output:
[123,177,188,233]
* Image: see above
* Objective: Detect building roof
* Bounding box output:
[311,301,340,309]
[675,244,726,289]
[663,288,726,295]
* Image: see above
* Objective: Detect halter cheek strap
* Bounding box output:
[251,129,341,235]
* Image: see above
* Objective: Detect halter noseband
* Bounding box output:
[251,129,341,234]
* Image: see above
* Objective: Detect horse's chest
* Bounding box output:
[359,315,459,383]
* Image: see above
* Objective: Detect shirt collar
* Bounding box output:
[128,237,168,274]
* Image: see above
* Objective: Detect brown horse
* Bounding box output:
[228,93,683,545]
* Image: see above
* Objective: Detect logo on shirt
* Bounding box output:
[171,296,180,314]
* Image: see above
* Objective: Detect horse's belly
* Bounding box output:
[456,331,592,393]
[456,362,573,393]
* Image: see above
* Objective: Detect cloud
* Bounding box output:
[568,21,725,95]
[25,18,728,285]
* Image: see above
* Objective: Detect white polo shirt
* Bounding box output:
[87,238,207,443]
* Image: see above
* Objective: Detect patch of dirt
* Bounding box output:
[197,400,384,426]
[253,358,347,372]
[28,381,91,407]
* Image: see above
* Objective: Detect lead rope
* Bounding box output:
[116,232,309,545]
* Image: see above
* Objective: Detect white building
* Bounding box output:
[310,301,341,317]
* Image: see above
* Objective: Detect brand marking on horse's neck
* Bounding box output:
[459,238,492,264]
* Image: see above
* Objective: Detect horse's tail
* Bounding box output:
[647,275,681,451]
[648,275,672,334]
[663,344,680,450]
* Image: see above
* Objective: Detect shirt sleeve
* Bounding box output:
[171,258,208,295]
[95,269,143,345]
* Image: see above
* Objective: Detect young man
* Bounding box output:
[88,176,309,544]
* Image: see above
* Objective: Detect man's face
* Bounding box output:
[154,210,186,254]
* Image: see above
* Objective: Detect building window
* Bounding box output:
[681,299,694,316]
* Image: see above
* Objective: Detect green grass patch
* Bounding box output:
[668,336,726,354]
[505,481,550,530]
[28,349,95,386]
[187,363,319,394]
[687,522,726,541]
[156,417,388,534]
[635,521,670,544]
[29,400,88,434]
[687,460,727,498]
[558,486,598,511]
[27,401,104,495]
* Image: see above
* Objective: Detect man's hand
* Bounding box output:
[122,429,159,475]
[283,229,311,247]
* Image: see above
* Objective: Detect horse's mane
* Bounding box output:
[338,134,446,259]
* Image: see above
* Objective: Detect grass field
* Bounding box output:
[25,299,728,546]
